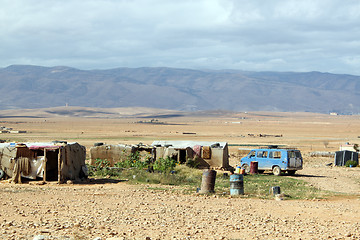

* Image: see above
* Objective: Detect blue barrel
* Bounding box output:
[230,174,244,195]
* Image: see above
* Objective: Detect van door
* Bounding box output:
[256,150,269,170]
[287,150,302,168]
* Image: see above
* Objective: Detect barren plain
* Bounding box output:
[0,109,360,239]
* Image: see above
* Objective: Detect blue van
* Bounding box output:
[240,148,303,175]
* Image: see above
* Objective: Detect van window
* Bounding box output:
[257,151,268,158]
[269,151,281,159]
[288,151,301,158]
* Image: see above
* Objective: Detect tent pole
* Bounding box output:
[58,148,62,184]
[43,149,47,183]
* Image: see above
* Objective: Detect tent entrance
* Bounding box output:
[43,149,60,181]
[179,149,187,164]
[15,147,60,181]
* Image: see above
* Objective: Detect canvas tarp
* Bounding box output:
[151,141,230,169]
[0,142,87,183]
[89,144,154,167]
[90,144,135,166]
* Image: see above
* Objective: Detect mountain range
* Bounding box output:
[1,65,360,114]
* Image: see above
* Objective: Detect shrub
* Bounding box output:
[91,159,116,177]
[345,160,358,167]
[114,151,150,170]
[153,157,177,172]
[186,157,199,168]
[95,158,110,170]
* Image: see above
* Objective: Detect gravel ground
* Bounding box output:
[0,175,360,240]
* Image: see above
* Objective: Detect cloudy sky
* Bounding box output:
[1,0,360,75]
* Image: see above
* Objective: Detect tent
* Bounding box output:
[0,142,87,183]
[334,150,358,166]
[151,141,230,169]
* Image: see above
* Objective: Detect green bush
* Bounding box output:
[153,157,177,172]
[90,159,117,177]
[95,158,110,170]
[114,151,149,170]
[345,160,358,167]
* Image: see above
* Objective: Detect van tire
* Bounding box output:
[242,164,250,174]
[272,166,281,176]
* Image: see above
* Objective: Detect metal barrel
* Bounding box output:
[250,161,258,174]
[199,169,217,193]
[270,186,281,195]
[230,174,244,195]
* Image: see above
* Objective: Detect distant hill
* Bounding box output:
[1,65,360,114]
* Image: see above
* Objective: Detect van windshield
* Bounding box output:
[248,151,256,158]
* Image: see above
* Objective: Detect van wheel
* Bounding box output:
[242,164,250,174]
[258,170,265,174]
[272,166,281,176]
[287,170,296,175]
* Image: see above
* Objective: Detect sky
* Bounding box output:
[1,0,360,75]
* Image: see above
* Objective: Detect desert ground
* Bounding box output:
[0,109,360,239]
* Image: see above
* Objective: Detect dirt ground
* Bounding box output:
[0,167,359,240]
[1,111,360,239]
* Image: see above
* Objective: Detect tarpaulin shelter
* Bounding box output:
[334,150,359,166]
[0,142,87,183]
[151,141,230,169]
[89,143,154,166]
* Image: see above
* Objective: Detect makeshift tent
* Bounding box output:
[89,143,154,166]
[0,142,87,183]
[151,141,230,169]
[334,150,358,166]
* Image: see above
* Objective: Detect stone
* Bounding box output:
[33,235,46,240]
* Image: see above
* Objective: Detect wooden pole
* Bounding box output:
[43,149,47,183]
[58,148,62,184]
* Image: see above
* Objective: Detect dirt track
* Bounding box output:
[297,165,360,195]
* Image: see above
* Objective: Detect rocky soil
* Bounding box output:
[0,157,360,240]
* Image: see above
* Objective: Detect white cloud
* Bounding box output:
[1,0,360,75]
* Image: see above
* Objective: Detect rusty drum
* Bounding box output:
[250,161,258,174]
[199,169,217,193]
